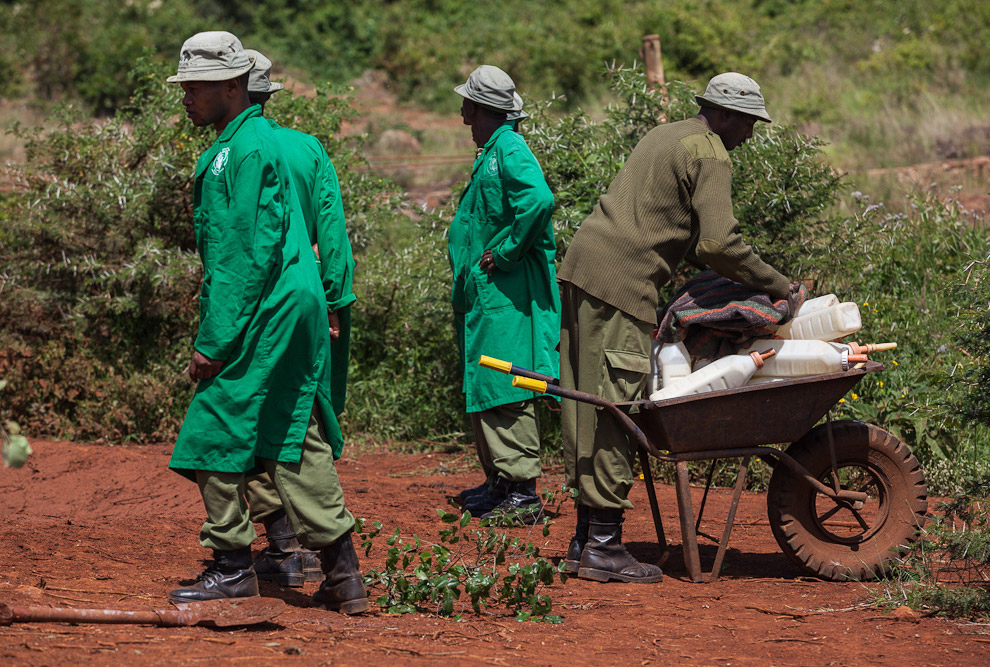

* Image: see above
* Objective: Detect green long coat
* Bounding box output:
[169,105,339,478]
[270,120,355,416]
[448,123,560,413]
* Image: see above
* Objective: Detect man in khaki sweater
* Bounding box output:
[556,72,793,583]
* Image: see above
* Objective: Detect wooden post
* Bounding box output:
[641,34,666,90]
[641,34,668,123]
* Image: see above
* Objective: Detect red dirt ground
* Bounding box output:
[1,440,988,666]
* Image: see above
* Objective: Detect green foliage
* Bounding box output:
[824,195,990,470]
[356,490,568,621]
[877,470,990,619]
[951,255,990,426]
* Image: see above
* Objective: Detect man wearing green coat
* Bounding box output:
[165,31,366,615]
[449,65,560,523]
[238,49,358,588]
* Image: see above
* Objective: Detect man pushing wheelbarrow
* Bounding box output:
[555,73,803,584]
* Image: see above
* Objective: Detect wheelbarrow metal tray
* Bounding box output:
[632,361,882,454]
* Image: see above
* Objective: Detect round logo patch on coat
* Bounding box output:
[211,147,230,176]
[487,155,499,176]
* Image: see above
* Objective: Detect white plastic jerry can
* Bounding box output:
[792,293,839,317]
[648,340,693,394]
[737,339,868,378]
[775,301,862,341]
[649,349,775,401]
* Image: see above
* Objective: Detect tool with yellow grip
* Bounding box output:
[478,355,557,384]
[511,376,548,394]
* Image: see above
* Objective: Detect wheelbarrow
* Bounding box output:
[479,356,928,583]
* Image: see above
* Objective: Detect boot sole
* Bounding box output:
[322,597,370,615]
[257,572,306,588]
[167,591,260,604]
[577,566,663,584]
[560,559,580,574]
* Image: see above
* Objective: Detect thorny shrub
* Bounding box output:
[878,470,990,619]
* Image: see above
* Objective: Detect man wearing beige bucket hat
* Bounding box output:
[165,31,367,614]
[448,65,559,524]
[238,48,358,592]
[555,72,795,584]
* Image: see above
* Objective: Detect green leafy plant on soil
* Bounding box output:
[876,470,990,618]
[356,490,570,622]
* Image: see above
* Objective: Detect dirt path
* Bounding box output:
[1,440,986,665]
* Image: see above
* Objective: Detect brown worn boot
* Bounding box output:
[313,530,369,615]
[577,508,663,583]
[561,504,590,574]
[168,547,259,603]
[254,510,322,587]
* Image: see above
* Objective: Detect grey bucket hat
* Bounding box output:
[455,65,528,120]
[695,72,772,123]
[245,49,285,96]
[166,31,253,84]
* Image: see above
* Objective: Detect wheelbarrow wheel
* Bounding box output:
[767,420,927,581]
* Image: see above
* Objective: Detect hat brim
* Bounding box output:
[167,63,254,84]
[695,95,772,123]
[454,83,521,114]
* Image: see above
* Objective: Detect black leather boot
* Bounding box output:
[481,480,543,525]
[457,478,491,503]
[168,547,259,603]
[462,477,510,516]
[561,504,590,574]
[577,508,663,583]
[254,510,323,587]
[313,530,369,615]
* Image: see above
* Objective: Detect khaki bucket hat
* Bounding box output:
[166,31,253,84]
[245,49,285,96]
[696,72,772,123]
[455,65,528,120]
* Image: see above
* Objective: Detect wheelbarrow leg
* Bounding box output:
[638,447,669,567]
[674,460,703,582]
[704,456,751,583]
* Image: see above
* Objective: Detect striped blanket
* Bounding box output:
[657,270,806,361]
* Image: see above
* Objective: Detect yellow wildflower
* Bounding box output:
[851,392,859,400]
[839,398,845,403]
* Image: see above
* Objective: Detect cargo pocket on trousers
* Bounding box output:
[600,349,651,403]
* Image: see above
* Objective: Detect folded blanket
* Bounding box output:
[658,270,806,361]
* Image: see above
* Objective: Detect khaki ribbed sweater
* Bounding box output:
[558,118,790,324]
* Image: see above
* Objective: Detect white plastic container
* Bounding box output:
[659,341,692,389]
[649,349,775,401]
[737,339,867,378]
[648,340,693,394]
[792,293,839,317]
[775,301,862,341]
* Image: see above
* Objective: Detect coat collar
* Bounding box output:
[216,104,263,144]
[471,121,515,176]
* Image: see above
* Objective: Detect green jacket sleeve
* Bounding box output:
[314,156,356,311]
[491,144,555,272]
[195,149,282,361]
[692,158,790,300]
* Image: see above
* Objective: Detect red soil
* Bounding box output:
[1,440,987,665]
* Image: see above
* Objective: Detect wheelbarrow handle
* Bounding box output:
[479,356,558,385]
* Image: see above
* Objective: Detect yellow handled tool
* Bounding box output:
[478,355,558,384]
[512,376,548,394]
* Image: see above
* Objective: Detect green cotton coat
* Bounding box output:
[448,123,560,413]
[269,120,355,416]
[169,105,339,479]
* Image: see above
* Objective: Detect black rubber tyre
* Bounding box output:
[767,420,928,581]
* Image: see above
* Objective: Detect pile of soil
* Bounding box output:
[1,440,987,665]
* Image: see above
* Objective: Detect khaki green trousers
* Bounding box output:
[199,408,354,551]
[559,282,652,509]
[469,399,542,483]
